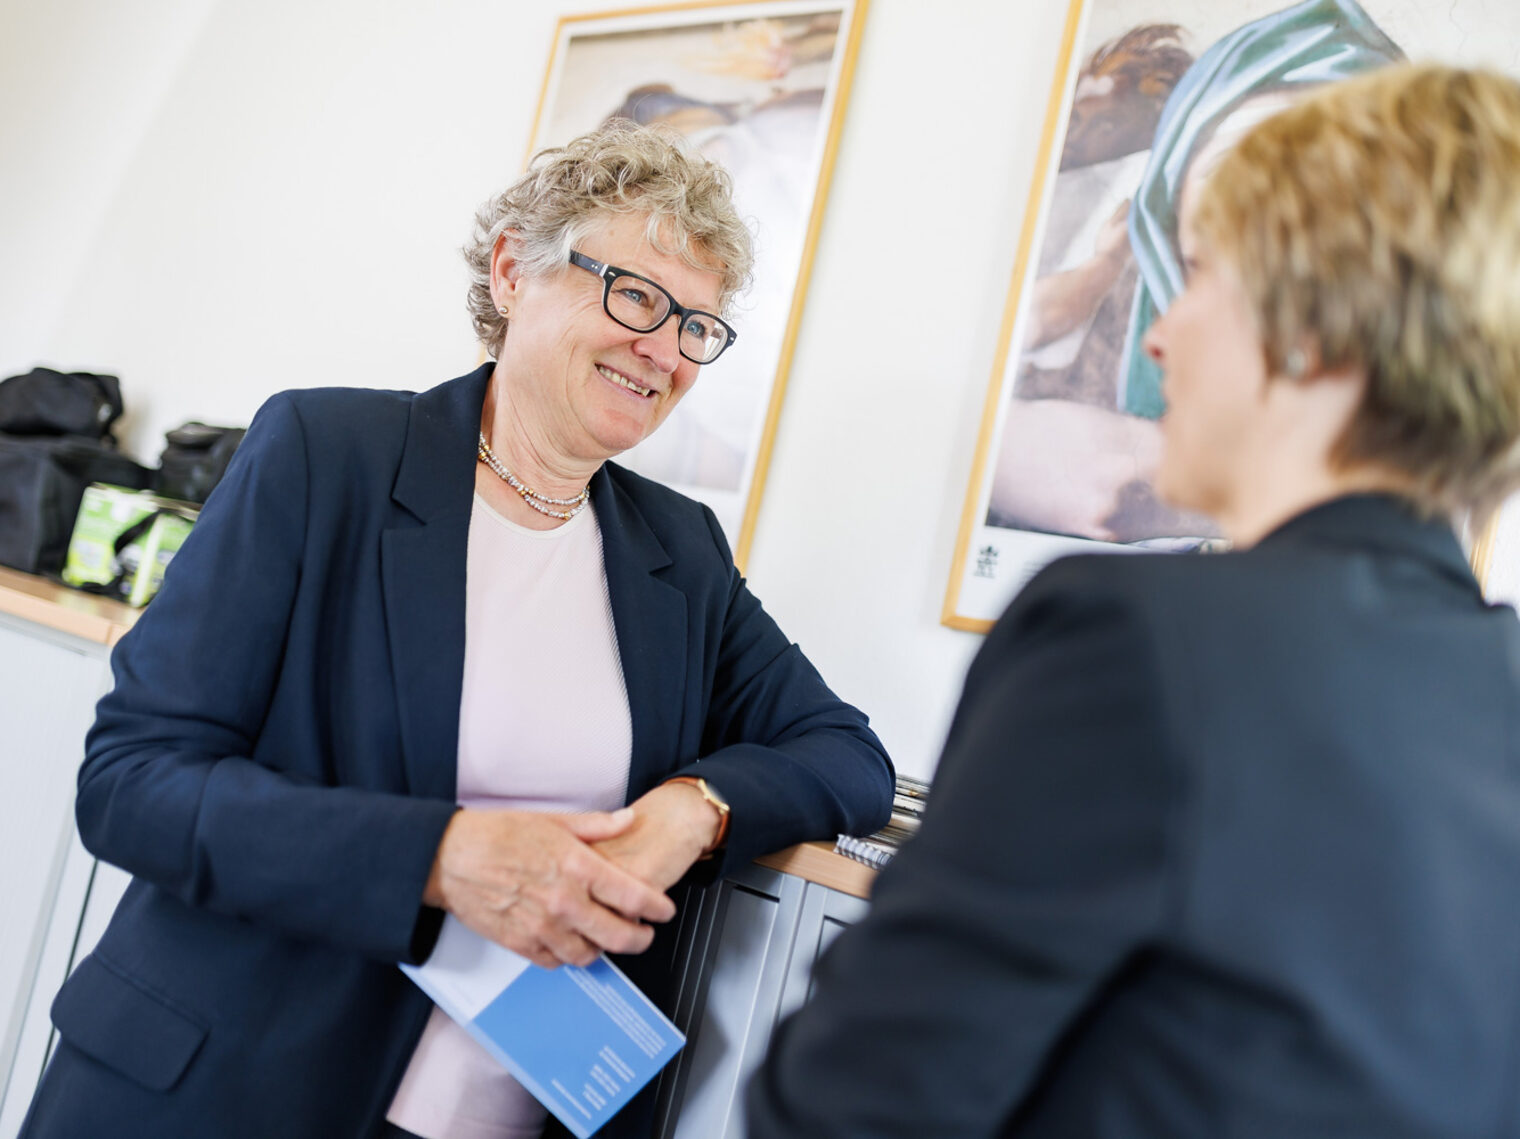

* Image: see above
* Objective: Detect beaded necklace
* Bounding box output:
[476,432,590,521]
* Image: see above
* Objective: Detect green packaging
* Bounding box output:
[62,483,199,607]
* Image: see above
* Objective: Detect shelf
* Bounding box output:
[0,567,139,647]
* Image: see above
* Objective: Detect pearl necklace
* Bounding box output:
[476,432,591,521]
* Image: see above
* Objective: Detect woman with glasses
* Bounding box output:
[22,122,892,1139]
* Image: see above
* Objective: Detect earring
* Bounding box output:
[497,306,510,319]
[1284,347,1307,378]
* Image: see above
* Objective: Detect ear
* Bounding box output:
[1278,338,1322,382]
[488,230,526,313]
[1267,335,1367,433]
[1282,340,1369,400]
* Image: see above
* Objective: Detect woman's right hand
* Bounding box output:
[423,807,677,969]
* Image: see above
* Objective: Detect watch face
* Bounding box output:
[702,779,730,813]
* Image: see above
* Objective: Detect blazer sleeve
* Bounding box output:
[745,558,1181,1137]
[77,393,456,963]
[667,507,894,872]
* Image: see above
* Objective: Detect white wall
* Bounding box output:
[4,0,1062,778]
[0,0,218,378]
[6,0,1520,778]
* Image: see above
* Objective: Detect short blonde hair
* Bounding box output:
[1192,63,1520,516]
[464,120,753,356]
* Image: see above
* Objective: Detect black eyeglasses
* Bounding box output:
[568,250,737,365]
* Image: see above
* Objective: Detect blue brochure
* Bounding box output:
[401,916,685,1138]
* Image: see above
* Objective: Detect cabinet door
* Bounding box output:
[776,881,869,1024]
[661,865,805,1139]
[655,868,872,1139]
[0,617,109,1126]
[0,834,132,1138]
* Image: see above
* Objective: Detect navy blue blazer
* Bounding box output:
[23,364,892,1139]
[749,494,1520,1137]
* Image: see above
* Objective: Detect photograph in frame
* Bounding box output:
[943,0,1520,632]
[527,0,868,566]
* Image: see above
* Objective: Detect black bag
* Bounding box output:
[0,368,124,438]
[156,422,245,505]
[0,434,153,575]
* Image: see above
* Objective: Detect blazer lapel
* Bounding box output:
[380,364,492,802]
[593,466,690,801]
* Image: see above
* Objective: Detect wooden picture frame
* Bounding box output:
[943,0,1517,632]
[527,0,868,567]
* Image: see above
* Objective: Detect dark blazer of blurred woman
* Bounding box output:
[749,64,1520,1139]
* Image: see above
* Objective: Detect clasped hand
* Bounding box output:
[424,782,722,969]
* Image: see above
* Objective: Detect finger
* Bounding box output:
[454,906,556,970]
[559,807,637,843]
[519,938,562,971]
[535,917,603,969]
[571,899,658,957]
[529,874,657,958]
[487,898,595,970]
[582,855,678,924]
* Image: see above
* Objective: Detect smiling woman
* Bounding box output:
[478,210,728,504]
[20,121,892,1139]
[463,125,755,528]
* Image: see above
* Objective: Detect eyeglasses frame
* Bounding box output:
[568,250,737,364]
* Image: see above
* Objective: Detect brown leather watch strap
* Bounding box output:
[665,776,731,855]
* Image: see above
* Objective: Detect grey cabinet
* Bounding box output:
[0,834,130,1139]
[654,863,869,1139]
[0,614,116,1137]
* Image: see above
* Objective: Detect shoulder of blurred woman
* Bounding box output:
[983,548,1262,680]
[988,553,1159,658]
[989,522,1448,686]
[1006,549,1186,618]
[1010,542,1298,618]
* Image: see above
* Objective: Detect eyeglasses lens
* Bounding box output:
[606,273,728,364]
[606,275,668,331]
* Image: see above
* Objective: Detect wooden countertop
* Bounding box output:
[755,840,877,899]
[0,566,140,646]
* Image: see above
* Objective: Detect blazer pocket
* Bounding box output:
[50,954,208,1091]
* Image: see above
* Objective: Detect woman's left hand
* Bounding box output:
[593,781,724,894]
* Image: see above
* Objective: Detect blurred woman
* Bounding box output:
[22,122,892,1139]
[750,64,1520,1138]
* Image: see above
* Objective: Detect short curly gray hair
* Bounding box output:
[464,120,754,356]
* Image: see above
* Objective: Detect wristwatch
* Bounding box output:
[666,776,731,856]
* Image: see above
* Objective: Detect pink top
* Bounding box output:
[387,495,632,1139]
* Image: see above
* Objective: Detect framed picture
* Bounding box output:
[527,0,868,566]
[943,0,1520,631]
